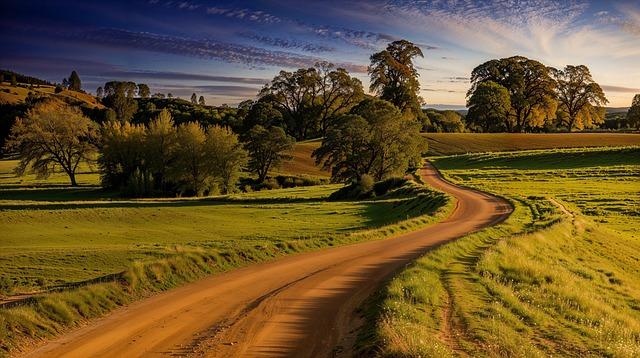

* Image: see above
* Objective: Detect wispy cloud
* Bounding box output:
[64,28,367,73]
[238,32,335,53]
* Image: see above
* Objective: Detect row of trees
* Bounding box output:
[4,100,296,194]
[466,57,609,132]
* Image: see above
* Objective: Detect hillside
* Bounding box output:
[0,83,103,109]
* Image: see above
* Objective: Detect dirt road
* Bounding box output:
[23,164,512,358]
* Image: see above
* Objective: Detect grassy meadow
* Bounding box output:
[362,146,640,357]
[0,157,452,353]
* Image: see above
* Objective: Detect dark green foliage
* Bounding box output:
[245,125,295,182]
[314,98,427,182]
[68,70,81,91]
[0,102,28,155]
[466,81,511,132]
[626,94,640,129]
[422,109,466,132]
[102,81,138,122]
[468,56,557,132]
[137,84,150,98]
[369,40,424,120]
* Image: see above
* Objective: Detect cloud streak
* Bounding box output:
[238,32,335,53]
[65,28,367,73]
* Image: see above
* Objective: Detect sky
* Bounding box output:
[1,0,639,108]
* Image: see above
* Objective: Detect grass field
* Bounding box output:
[281,134,640,178]
[362,146,640,357]
[0,157,452,353]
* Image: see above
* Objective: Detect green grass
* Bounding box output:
[0,159,453,354]
[363,146,640,357]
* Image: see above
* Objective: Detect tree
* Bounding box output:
[553,65,608,131]
[62,78,69,89]
[205,126,247,193]
[167,93,173,98]
[145,109,177,191]
[314,98,427,183]
[99,120,147,191]
[171,122,209,196]
[315,62,364,135]
[96,86,104,99]
[245,125,294,182]
[137,84,150,98]
[424,110,466,133]
[369,40,424,118]
[241,99,284,134]
[4,101,98,186]
[259,63,363,139]
[68,71,81,91]
[199,96,206,106]
[626,94,640,130]
[152,93,166,99]
[466,81,512,132]
[259,68,321,140]
[102,81,139,122]
[0,73,4,83]
[191,93,197,104]
[10,74,17,87]
[468,56,557,132]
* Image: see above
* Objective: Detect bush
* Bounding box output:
[373,177,407,196]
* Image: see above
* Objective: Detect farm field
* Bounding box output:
[364,146,640,357]
[281,133,640,177]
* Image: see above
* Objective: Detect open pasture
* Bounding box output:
[365,146,640,357]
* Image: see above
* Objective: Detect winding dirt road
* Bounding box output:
[23,164,512,358]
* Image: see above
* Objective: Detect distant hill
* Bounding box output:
[606,107,629,114]
[0,83,103,109]
[0,69,51,86]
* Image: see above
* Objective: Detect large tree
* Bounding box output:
[99,121,147,190]
[205,125,247,194]
[245,125,294,182]
[145,109,177,191]
[4,101,98,186]
[369,40,424,118]
[314,98,427,183]
[626,94,640,130]
[316,62,364,135]
[466,81,512,132]
[171,122,209,196]
[259,63,363,140]
[137,84,150,98]
[68,70,81,91]
[102,81,139,122]
[553,65,608,131]
[468,56,557,132]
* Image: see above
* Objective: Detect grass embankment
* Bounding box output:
[362,146,640,357]
[0,160,453,354]
[280,134,640,178]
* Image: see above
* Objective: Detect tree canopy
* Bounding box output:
[259,62,363,140]
[68,70,81,91]
[468,56,557,132]
[626,94,640,130]
[4,100,98,186]
[553,65,608,131]
[245,125,294,182]
[466,81,512,132]
[369,40,424,119]
[314,98,426,183]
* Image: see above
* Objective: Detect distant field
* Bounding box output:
[422,132,640,155]
[281,134,640,177]
[365,147,640,357]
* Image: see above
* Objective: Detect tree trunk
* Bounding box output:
[68,172,78,187]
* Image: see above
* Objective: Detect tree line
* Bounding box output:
[3,39,640,195]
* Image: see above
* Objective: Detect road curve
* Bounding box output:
[22,164,512,358]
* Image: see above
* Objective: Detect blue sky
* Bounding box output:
[1,0,639,107]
